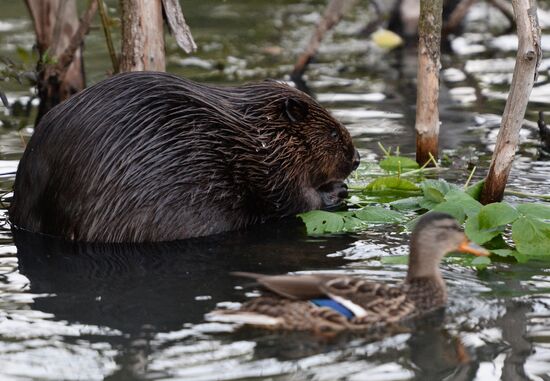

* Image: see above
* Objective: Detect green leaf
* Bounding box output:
[420,179,457,197]
[471,256,491,269]
[404,215,420,231]
[365,177,420,192]
[363,177,421,201]
[444,189,482,217]
[431,201,466,223]
[379,156,419,172]
[298,210,363,235]
[419,179,458,209]
[381,255,409,265]
[478,202,519,230]
[511,215,550,257]
[516,203,550,220]
[490,249,516,257]
[465,180,485,200]
[465,213,504,244]
[352,206,405,223]
[390,196,423,211]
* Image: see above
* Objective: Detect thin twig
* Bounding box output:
[504,189,550,201]
[464,166,476,188]
[54,0,98,76]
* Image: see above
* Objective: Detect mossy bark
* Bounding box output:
[415,0,443,166]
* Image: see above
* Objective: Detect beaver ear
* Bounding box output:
[283,98,309,123]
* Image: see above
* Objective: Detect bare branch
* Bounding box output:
[162,0,197,53]
[480,0,541,204]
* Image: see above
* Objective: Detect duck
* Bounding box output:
[206,212,489,334]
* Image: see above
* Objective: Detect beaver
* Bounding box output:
[9,71,359,243]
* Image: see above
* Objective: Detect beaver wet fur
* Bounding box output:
[9,71,359,242]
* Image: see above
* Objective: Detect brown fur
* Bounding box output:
[9,71,359,242]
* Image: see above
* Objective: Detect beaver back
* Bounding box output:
[9,72,358,242]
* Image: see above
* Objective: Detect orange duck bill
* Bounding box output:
[457,240,490,256]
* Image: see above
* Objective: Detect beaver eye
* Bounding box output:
[330,129,339,139]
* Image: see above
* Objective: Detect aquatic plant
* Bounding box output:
[299,147,550,266]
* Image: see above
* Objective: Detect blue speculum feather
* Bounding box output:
[311,298,354,319]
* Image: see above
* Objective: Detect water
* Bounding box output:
[1,1,550,380]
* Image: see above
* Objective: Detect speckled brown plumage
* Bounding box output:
[207,213,489,333]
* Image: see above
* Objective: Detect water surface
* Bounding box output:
[1,1,550,380]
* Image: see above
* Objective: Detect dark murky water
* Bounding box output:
[1,1,550,380]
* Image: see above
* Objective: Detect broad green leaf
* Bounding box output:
[424,187,445,203]
[511,216,550,257]
[379,156,419,172]
[298,210,363,235]
[363,177,421,201]
[390,196,423,211]
[431,201,466,223]
[419,179,457,209]
[471,256,491,269]
[420,179,457,196]
[465,180,485,200]
[404,215,420,231]
[465,213,504,244]
[381,255,409,265]
[516,203,550,220]
[444,189,482,217]
[352,206,405,223]
[478,202,519,230]
[490,249,516,257]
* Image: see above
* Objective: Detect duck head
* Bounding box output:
[407,212,489,281]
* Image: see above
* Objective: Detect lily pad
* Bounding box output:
[379,156,419,173]
[516,203,550,220]
[364,177,421,199]
[478,202,519,230]
[352,206,405,223]
[465,213,504,244]
[511,215,550,257]
[298,210,363,235]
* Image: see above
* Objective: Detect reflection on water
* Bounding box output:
[1,0,550,380]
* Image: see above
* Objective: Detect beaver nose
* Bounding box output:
[352,149,360,170]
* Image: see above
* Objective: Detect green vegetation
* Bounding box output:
[299,147,550,266]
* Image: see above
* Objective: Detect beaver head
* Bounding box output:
[232,81,360,217]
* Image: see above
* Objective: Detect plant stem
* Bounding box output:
[504,189,550,201]
[97,0,119,73]
[378,141,391,157]
[464,166,476,188]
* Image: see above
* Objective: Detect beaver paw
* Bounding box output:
[318,181,349,211]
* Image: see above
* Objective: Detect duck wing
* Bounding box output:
[320,277,416,323]
[231,272,341,300]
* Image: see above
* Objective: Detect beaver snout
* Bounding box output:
[352,149,361,171]
[319,181,349,211]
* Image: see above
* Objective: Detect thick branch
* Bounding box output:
[415,0,443,165]
[480,0,541,204]
[162,0,197,54]
[120,0,165,72]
